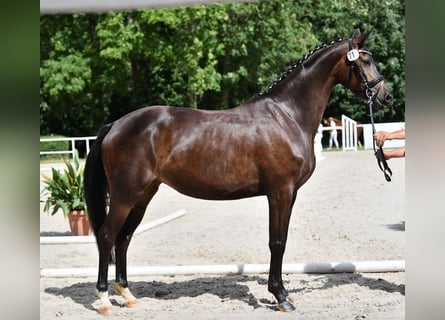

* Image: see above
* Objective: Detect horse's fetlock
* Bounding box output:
[97,284,108,292]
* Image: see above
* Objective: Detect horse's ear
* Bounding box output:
[352,28,361,39]
[352,29,371,48]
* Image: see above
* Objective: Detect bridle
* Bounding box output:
[347,38,392,182]
[367,90,392,182]
[346,38,385,96]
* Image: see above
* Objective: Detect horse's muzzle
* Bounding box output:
[383,92,394,106]
[374,85,393,109]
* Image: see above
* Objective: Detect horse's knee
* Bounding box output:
[269,240,286,251]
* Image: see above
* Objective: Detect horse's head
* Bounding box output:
[339,29,393,110]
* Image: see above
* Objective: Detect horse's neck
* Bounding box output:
[273,44,345,135]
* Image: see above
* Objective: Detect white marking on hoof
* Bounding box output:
[114,283,138,308]
[96,289,114,315]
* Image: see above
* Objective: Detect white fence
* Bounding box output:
[319,114,357,152]
[341,115,358,151]
[40,136,96,158]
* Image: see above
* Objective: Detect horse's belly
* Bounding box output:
[165,180,262,200]
[159,158,262,200]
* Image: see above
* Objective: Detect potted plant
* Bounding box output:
[41,149,92,236]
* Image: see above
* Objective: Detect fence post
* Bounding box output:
[341,115,357,151]
[71,139,76,159]
[85,137,90,156]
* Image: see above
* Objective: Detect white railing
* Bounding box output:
[40,136,96,159]
[341,115,358,151]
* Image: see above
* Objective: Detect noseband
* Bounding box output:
[347,39,392,182]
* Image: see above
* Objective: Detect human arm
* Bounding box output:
[382,146,405,160]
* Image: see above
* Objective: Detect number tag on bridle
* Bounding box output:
[347,49,360,61]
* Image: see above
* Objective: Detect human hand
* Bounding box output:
[373,131,390,147]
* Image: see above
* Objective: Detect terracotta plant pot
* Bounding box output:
[68,210,92,236]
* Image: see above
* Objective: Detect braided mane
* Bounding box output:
[259,38,345,95]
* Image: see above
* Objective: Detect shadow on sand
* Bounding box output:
[45,271,404,312]
[386,221,405,231]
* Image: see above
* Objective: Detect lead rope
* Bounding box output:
[368,90,392,182]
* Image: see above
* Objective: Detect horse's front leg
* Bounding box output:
[267,188,297,312]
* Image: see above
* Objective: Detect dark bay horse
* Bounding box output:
[84,29,393,315]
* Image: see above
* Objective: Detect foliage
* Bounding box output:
[40,135,69,152]
[41,150,86,217]
[137,5,227,108]
[40,0,405,135]
[40,135,69,161]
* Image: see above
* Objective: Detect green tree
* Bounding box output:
[138,5,226,109]
[213,1,318,108]
[40,14,94,135]
[40,0,404,136]
[40,12,146,135]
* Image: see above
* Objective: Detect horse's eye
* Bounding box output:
[362,59,371,66]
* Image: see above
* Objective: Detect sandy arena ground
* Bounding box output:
[40,150,405,319]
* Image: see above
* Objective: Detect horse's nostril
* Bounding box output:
[385,93,393,105]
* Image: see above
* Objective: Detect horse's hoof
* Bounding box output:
[277,298,296,312]
[126,299,138,308]
[98,306,114,316]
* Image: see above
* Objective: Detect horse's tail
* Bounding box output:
[84,123,113,240]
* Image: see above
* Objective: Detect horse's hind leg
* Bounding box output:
[95,203,134,315]
[114,182,160,308]
[112,205,144,309]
